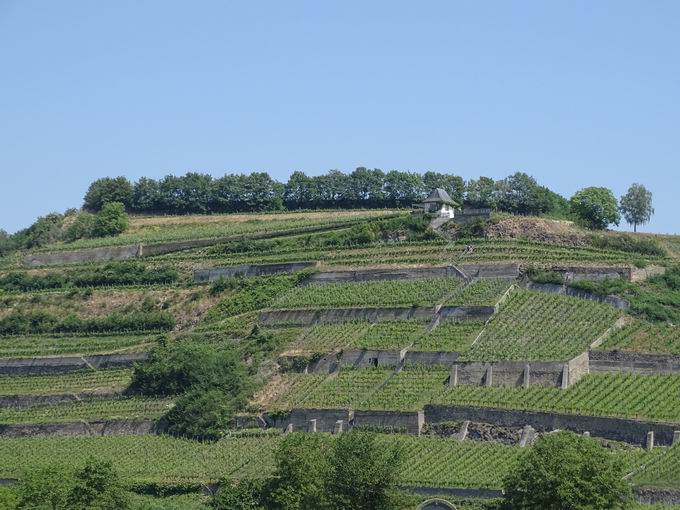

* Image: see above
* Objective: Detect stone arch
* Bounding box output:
[416,498,458,510]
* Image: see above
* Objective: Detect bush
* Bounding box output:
[92,201,129,238]
[502,431,633,510]
[67,458,129,509]
[213,479,266,510]
[163,387,242,440]
[569,187,620,230]
[526,268,564,285]
[63,212,96,242]
[128,343,249,397]
[590,234,665,257]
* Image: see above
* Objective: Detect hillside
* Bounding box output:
[1,210,680,509]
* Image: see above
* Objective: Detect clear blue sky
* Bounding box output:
[1,1,678,234]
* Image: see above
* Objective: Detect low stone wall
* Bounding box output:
[0,419,156,438]
[405,351,460,366]
[339,349,404,368]
[404,485,503,500]
[458,263,520,279]
[549,265,632,282]
[631,265,666,283]
[0,390,120,409]
[589,350,680,375]
[264,408,352,433]
[0,352,148,376]
[524,282,630,310]
[635,487,680,505]
[425,405,679,446]
[301,266,463,285]
[450,361,567,388]
[353,410,424,435]
[258,306,493,327]
[193,262,317,282]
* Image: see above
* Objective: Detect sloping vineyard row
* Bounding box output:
[0,368,132,396]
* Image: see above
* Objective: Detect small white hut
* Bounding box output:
[422,188,458,219]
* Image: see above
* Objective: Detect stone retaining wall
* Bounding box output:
[424,405,679,446]
[339,349,405,368]
[262,408,424,435]
[0,419,156,437]
[258,306,494,327]
[549,265,632,282]
[524,282,630,309]
[0,352,148,376]
[193,262,317,282]
[589,350,680,375]
[635,487,680,505]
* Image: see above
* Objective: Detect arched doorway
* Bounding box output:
[416,498,458,510]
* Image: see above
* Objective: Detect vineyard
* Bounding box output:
[413,320,485,352]
[445,279,513,306]
[0,397,172,424]
[160,238,669,268]
[600,319,680,355]
[0,432,660,490]
[633,443,680,488]
[36,210,396,251]
[0,369,132,396]
[0,332,156,358]
[351,320,429,350]
[283,322,367,353]
[433,373,680,422]
[271,278,464,309]
[461,289,621,361]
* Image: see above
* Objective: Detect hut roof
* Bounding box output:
[423,188,458,206]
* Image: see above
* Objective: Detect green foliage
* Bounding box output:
[502,432,633,510]
[0,369,132,396]
[590,233,665,256]
[325,430,404,510]
[268,433,331,509]
[213,478,266,509]
[67,457,129,509]
[620,183,654,232]
[63,212,96,242]
[0,309,175,336]
[83,176,134,212]
[569,187,620,230]
[0,486,18,509]
[129,343,249,397]
[526,268,565,285]
[15,465,73,509]
[91,201,129,238]
[164,387,242,440]
[14,459,129,510]
[0,262,177,292]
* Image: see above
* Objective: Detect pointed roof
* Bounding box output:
[423,188,458,206]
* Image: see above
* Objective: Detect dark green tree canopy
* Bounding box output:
[502,432,633,510]
[620,183,654,232]
[83,176,134,211]
[569,187,620,230]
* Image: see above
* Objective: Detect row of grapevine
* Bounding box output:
[0,397,172,424]
[463,289,621,361]
[601,318,680,355]
[0,333,155,358]
[271,278,464,309]
[0,369,132,396]
[433,373,680,422]
[446,279,513,306]
[0,433,659,489]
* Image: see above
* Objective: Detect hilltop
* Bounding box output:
[1,203,679,509]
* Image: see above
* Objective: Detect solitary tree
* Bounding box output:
[620,183,654,232]
[569,187,620,230]
[92,202,129,238]
[503,432,633,510]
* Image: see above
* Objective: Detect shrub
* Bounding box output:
[213,479,266,510]
[163,387,242,440]
[502,431,633,510]
[590,233,665,257]
[63,212,96,242]
[92,201,129,238]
